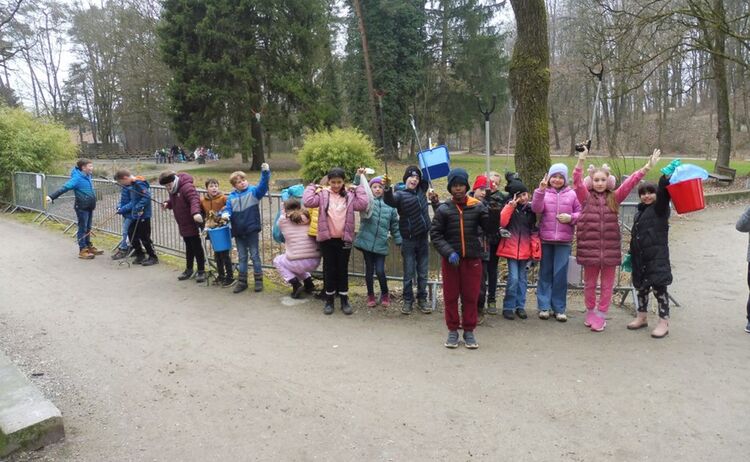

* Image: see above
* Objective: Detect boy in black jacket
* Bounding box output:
[430,168,491,349]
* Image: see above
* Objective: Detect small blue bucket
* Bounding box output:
[207,226,232,252]
[418,145,451,181]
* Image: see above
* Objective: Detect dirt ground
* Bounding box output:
[1,203,749,462]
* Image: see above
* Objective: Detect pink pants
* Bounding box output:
[583,265,617,312]
[273,254,320,282]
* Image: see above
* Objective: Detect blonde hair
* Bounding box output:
[590,168,619,213]
[229,171,246,186]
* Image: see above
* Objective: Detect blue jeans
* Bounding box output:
[235,232,261,275]
[119,216,133,250]
[536,243,571,313]
[503,258,529,311]
[401,235,429,302]
[75,208,93,250]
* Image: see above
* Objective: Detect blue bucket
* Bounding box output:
[418,145,451,181]
[207,226,232,252]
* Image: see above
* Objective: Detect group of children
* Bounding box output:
[48,145,688,349]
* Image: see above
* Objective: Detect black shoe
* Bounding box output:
[303,277,316,294]
[418,298,431,314]
[222,277,235,288]
[401,301,413,315]
[140,256,159,266]
[111,248,128,260]
[502,310,515,320]
[178,269,193,281]
[195,271,206,283]
[233,279,248,294]
[324,295,335,315]
[290,279,304,299]
[340,295,353,315]
[515,308,528,319]
[254,274,264,292]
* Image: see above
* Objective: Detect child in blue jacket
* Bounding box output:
[114,169,158,266]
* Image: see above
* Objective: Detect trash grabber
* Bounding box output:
[587,63,604,146]
[119,216,142,268]
[75,209,120,244]
[409,114,433,189]
[477,95,497,180]
[375,90,388,177]
[100,176,163,206]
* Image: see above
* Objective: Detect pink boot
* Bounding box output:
[366,294,377,307]
[584,309,596,327]
[590,311,606,332]
[651,318,669,338]
[380,293,391,307]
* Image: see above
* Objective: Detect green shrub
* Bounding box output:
[299,128,378,183]
[0,107,77,198]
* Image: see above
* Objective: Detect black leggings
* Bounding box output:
[215,250,233,279]
[637,284,669,319]
[183,235,205,272]
[746,263,750,322]
[321,239,351,296]
[129,218,156,258]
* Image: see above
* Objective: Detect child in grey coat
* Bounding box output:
[736,206,750,333]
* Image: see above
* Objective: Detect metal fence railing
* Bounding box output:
[6,171,654,310]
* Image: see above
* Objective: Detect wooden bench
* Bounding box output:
[708,165,736,185]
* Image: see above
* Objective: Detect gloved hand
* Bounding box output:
[448,252,460,266]
[193,213,204,224]
[261,162,270,172]
[660,158,681,176]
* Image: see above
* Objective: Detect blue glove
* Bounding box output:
[660,158,681,176]
[448,252,460,266]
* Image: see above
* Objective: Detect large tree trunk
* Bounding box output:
[250,116,265,170]
[710,0,732,168]
[508,0,550,184]
[352,0,378,142]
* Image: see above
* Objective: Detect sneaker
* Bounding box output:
[418,299,431,314]
[401,301,413,315]
[745,321,750,333]
[463,331,479,349]
[379,293,391,307]
[195,271,206,283]
[222,277,236,288]
[555,312,567,323]
[590,313,606,332]
[486,302,498,315]
[538,310,550,320]
[584,309,595,327]
[515,308,528,319]
[140,256,159,266]
[444,330,460,349]
[111,248,128,260]
[178,269,194,281]
[366,294,377,307]
[502,310,515,320]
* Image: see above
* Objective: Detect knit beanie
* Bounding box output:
[505,179,529,197]
[446,168,470,191]
[403,165,422,183]
[472,175,489,191]
[548,163,569,184]
[369,176,383,186]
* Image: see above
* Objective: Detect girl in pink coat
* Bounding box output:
[273,197,321,299]
[531,163,581,322]
[574,145,661,332]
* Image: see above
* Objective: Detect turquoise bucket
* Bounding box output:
[207,225,232,252]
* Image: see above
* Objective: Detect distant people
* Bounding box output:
[159,171,206,283]
[737,205,750,334]
[46,159,102,260]
[169,145,179,163]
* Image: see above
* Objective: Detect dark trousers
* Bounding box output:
[128,218,156,257]
[183,235,205,272]
[362,250,388,295]
[441,257,483,332]
[637,284,670,319]
[215,250,233,279]
[486,239,500,304]
[746,263,750,322]
[321,239,351,295]
[401,235,429,302]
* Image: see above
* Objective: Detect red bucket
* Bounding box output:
[666,178,705,214]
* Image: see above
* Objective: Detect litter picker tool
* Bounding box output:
[477,95,497,180]
[375,90,388,177]
[409,114,433,189]
[586,63,604,148]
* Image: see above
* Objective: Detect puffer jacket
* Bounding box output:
[164,173,202,237]
[573,166,644,267]
[737,205,750,262]
[354,196,402,255]
[630,175,672,288]
[496,201,537,260]
[531,186,581,243]
[384,179,432,239]
[48,166,97,211]
[303,182,369,243]
[118,177,152,219]
[278,214,320,260]
[484,189,506,241]
[430,196,489,259]
[224,170,270,238]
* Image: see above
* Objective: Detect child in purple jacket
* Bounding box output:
[303,167,369,315]
[531,163,581,322]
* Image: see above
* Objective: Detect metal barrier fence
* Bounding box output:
[7,171,652,310]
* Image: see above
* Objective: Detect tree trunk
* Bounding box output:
[352,0,378,141]
[550,105,561,151]
[250,116,265,170]
[508,0,550,183]
[710,0,732,168]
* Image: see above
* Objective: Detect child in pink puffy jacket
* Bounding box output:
[531,163,581,322]
[574,145,661,332]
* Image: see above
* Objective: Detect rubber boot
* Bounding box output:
[233,273,248,294]
[627,312,649,330]
[651,318,669,338]
[324,294,335,315]
[290,279,303,299]
[303,277,316,294]
[340,295,353,315]
[253,273,264,292]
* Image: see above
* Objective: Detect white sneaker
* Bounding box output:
[538,310,550,320]
[555,312,567,322]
